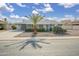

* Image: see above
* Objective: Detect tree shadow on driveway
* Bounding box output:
[4,33,50,51]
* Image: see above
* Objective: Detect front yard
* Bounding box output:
[15,30,79,37]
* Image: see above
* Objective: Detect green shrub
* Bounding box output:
[11,25,17,30]
[37,28,46,32]
[24,29,32,32]
[25,28,46,32]
[0,27,4,30]
[0,25,4,30]
[52,26,67,34]
[49,27,52,31]
[24,27,53,32]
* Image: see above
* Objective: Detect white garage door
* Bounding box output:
[73,26,79,30]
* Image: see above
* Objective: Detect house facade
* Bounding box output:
[1,18,79,31]
[15,19,58,31]
[60,20,79,30]
[15,19,79,31]
[0,19,8,30]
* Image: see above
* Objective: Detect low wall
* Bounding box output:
[62,25,79,30]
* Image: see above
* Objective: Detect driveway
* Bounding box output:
[16,30,79,37]
[0,31,22,39]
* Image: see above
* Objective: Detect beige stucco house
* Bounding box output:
[0,19,8,30]
[1,18,79,31]
[15,19,58,31]
[60,20,79,30]
[14,19,79,31]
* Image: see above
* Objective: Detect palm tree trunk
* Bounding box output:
[33,24,37,34]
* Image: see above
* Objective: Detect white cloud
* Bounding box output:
[35,3,53,13]
[0,3,14,12]
[58,3,77,8]
[61,15,75,20]
[9,14,28,23]
[34,3,40,5]
[21,16,28,19]
[46,17,58,20]
[10,14,20,18]
[0,14,7,19]
[43,3,53,13]
[76,9,79,12]
[17,3,26,7]
[32,10,39,14]
[10,14,28,20]
[64,15,73,18]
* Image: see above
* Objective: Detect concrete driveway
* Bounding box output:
[0,31,22,39]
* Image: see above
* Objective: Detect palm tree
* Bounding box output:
[5,14,50,50]
[26,14,44,34]
[3,18,8,30]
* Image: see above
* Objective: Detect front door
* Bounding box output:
[21,24,26,31]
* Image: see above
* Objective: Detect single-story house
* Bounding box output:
[60,20,79,30]
[72,20,79,30]
[0,19,8,30]
[1,18,79,31]
[15,19,58,31]
[14,19,79,31]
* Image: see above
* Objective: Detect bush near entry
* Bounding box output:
[52,26,67,34]
[0,25,4,30]
[0,27,4,30]
[37,28,46,32]
[24,28,46,32]
[24,29,32,32]
[24,28,52,32]
[11,25,17,30]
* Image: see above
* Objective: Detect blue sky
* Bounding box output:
[0,3,79,22]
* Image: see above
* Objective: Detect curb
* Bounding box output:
[0,36,79,41]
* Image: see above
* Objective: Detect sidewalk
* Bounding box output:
[0,36,79,41]
[0,31,22,40]
[0,31,79,41]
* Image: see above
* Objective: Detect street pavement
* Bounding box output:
[0,31,79,56]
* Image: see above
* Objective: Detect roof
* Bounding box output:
[60,20,72,25]
[15,19,58,25]
[72,20,79,25]
[0,20,6,24]
[60,20,79,25]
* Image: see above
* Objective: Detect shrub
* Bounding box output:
[37,28,45,32]
[0,25,4,30]
[11,25,17,30]
[24,29,32,32]
[25,28,46,32]
[24,28,53,32]
[49,27,52,31]
[0,27,4,30]
[52,26,67,34]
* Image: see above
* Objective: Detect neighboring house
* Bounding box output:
[60,20,73,30]
[72,20,79,30]
[15,19,58,31]
[0,19,8,30]
[14,19,79,31]
[1,18,79,31]
[60,20,79,30]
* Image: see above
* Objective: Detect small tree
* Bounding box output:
[26,14,44,34]
[52,26,67,34]
[4,18,8,30]
[11,24,17,30]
